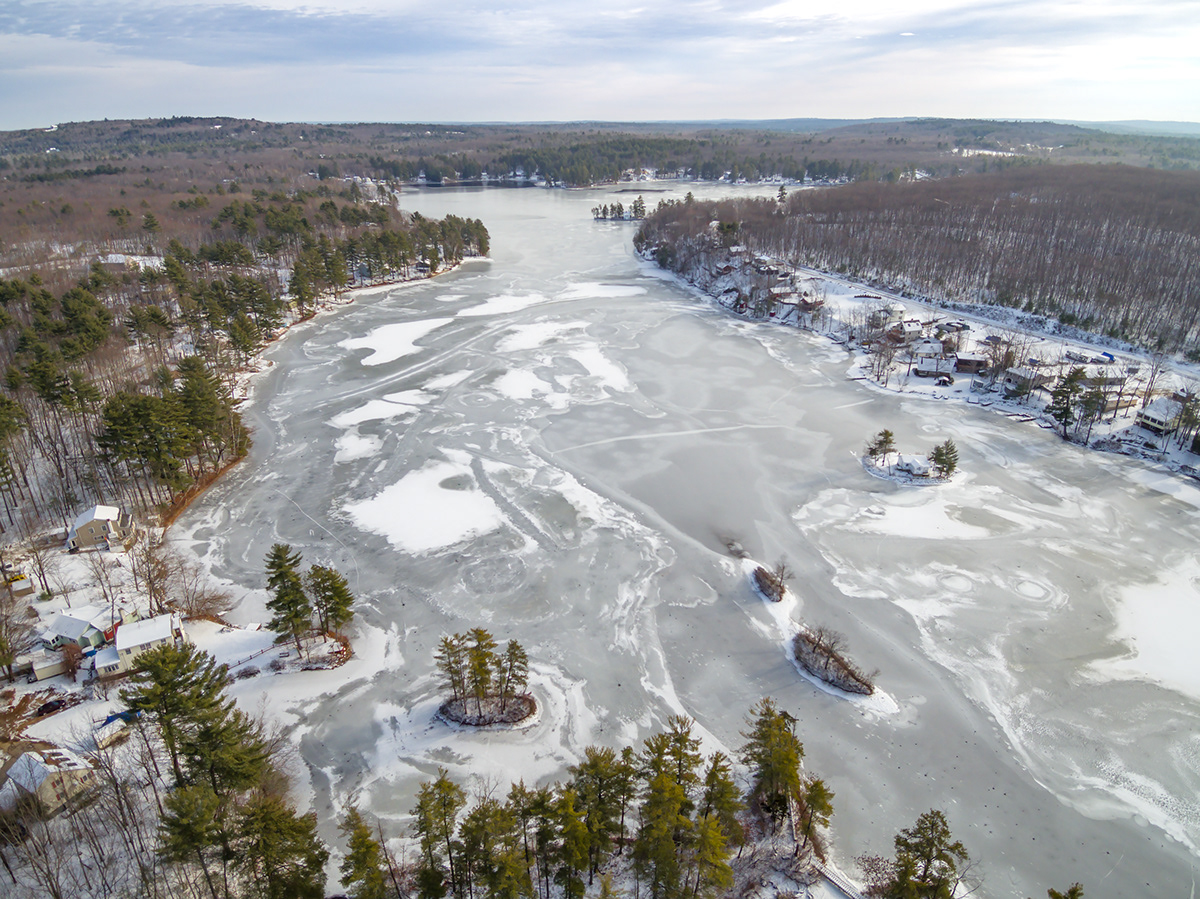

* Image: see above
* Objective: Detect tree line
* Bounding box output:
[634,165,1200,356]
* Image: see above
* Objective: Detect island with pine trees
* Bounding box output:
[433,629,535,726]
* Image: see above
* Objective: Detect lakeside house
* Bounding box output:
[0,747,96,814]
[66,505,135,551]
[1001,366,1052,397]
[895,455,932,476]
[40,605,109,653]
[1136,398,1184,435]
[954,352,988,374]
[93,612,188,677]
[914,357,956,378]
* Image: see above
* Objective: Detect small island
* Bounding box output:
[863,429,958,483]
[792,626,877,695]
[753,558,793,602]
[434,628,536,726]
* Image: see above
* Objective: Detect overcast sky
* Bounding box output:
[1,0,1197,130]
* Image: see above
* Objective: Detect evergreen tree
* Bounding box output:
[1048,367,1086,438]
[633,771,689,899]
[119,642,230,785]
[264,543,312,652]
[555,788,589,899]
[739,698,804,829]
[928,439,958,478]
[413,770,467,898]
[159,784,225,899]
[236,794,330,899]
[884,809,970,899]
[570,746,623,880]
[305,563,355,634]
[340,806,389,899]
[494,639,529,711]
[435,634,468,702]
[466,627,498,714]
[698,753,743,848]
[866,428,896,459]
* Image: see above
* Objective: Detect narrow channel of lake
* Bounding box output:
[176,183,1200,898]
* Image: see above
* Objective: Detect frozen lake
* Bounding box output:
[176,183,1200,898]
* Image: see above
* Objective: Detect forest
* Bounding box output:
[0,170,488,537]
[633,165,1200,355]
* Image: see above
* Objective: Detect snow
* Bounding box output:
[1091,556,1200,702]
[342,457,507,554]
[424,369,474,389]
[328,389,434,428]
[558,282,647,300]
[338,317,452,366]
[493,369,554,400]
[333,431,384,463]
[564,346,633,393]
[456,293,549,318]
[496,321,583,353]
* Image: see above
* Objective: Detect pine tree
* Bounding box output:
[928,438,958,478]
[159,784,225,899]
[555,788,589,899]
[494,639,529,711]
[340,807,389,899]
[264,543,312,652]
[698,753,743,849]
[633,771,689,899]
[738,698,804,830]
[236,794,329,899]
[866,428,896,460]
[305,564,355,634]
[435,634,468,702]
[885,809,970,899]
[466,627,498,715]
[412,770,467,898]
[570,746,623,880]
[119,642,230,785]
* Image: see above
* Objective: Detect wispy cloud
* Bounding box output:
[0,0,1196,127]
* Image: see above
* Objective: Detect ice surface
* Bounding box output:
[171,183,1200,899]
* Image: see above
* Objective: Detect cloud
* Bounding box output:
[0,0,1197,126]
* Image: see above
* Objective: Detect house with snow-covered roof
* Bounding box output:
[895,454,932,477]
[66,505,135,551]
[1136,397,1184,435]
[40,605,107,653]
[2,747,96,813]
[98,613,188,675]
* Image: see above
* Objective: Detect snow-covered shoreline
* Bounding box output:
[638,247,1200,489]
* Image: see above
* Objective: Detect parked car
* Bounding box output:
[935,375,955,386]
[35,699,67,717]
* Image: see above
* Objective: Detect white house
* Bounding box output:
[66,505,135,551]
[895,454,932,476]
[102,613,188,675]
[1136,398,1183,435]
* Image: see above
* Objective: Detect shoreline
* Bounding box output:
[637,249,1200,490]
[163,261,478,533]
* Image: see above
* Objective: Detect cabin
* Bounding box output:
[1136,398,1183,435]
[914,357,956,377]
[954,352,988,374]
[1001,367,1052,397]
[66,505,135,552]
[895,455,931,477]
